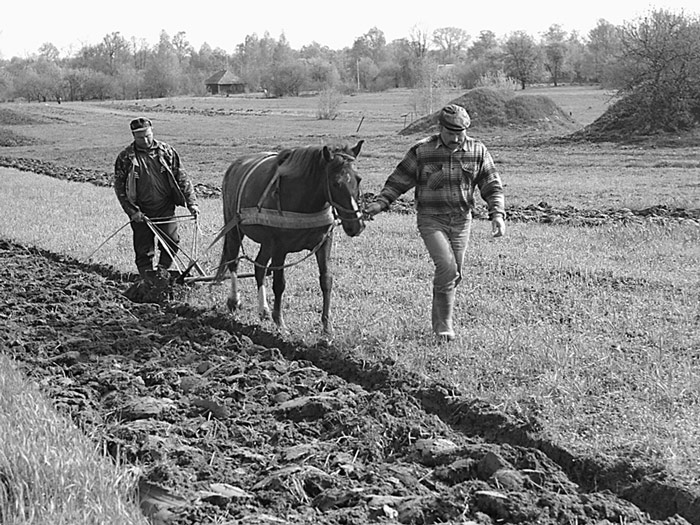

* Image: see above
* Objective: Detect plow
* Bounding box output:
[86,212,336,303]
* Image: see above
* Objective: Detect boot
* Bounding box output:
[432,289,456,341]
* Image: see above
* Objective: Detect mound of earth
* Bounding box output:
[567,92,700,144]
[1,238,697,525]
[400,88,577,135]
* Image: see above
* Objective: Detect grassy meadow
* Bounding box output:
[0,354,147,525]
[1,85,699,491]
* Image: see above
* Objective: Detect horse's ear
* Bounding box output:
[351,139,364,158]
[322,145,333,162]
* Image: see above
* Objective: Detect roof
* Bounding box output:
[205,70,245,85]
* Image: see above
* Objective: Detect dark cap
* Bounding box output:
[438,104,470,131]
[129,117,152,133]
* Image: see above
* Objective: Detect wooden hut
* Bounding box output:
[205,70,246,95]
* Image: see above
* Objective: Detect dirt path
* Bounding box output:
[1,238,697,524]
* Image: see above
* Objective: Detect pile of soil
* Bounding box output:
[566,93,700,145]
[1,238,698,525]
[400,88,577,136]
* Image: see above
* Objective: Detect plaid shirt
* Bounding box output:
[376,134,505,219]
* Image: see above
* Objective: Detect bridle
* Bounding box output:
[323,152,365,224]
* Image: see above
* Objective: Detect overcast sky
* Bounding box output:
[1,0,696,59]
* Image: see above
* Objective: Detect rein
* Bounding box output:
[323,153,365,223]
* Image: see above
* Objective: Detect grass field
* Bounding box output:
[1,85,699,491]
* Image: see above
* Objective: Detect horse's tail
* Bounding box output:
[215,161,242,281]
[214,232,232,281]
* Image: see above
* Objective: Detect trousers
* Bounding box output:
[417,212,472,336]
[130,205,180,277]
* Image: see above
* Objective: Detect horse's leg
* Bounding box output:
[315,237,334,336]
[271,253,288,333]
[254,246,272,321]
[224,228,243,312]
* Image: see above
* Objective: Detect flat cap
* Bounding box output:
[129,117,152,133]
[438,104,470,131]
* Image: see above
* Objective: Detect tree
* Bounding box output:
[235,33,276,91]
[541,24,567,86]
[503,31,542,89]
[584,19,623,85]
[432,27,470,63]
[352,27,387,64]
[565,31,587,83]
[459,30,503,89]
[142,31,181,97]
[101,32,131,76]
[616,9,700,132]
[408,25,430,59]
[172,32,193,67]
[468,30,499,61]
[38,43,60,62]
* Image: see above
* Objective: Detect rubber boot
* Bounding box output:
[432,289,456,342]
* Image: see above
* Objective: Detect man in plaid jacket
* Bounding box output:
[365,104,505,342]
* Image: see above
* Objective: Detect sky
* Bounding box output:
[1,0,696,59]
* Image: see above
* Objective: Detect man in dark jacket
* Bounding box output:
[114,117,199,278]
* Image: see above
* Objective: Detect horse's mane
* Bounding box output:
[276,144,351,179]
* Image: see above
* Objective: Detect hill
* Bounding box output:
[400,87,578,135]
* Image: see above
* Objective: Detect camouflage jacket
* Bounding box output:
[113,140,198,217]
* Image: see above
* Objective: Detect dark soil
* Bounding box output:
[2,239,698,525]
[2,164,700,524]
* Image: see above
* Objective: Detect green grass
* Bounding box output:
[0,353,147,525]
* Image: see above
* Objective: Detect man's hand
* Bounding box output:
[189,205,200,220]
[130,211,146,223]
[363,202,384,218]
[491,215,505,237]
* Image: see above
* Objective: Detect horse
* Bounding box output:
[215,140,365,336]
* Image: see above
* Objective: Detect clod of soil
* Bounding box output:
[1,238,697,525]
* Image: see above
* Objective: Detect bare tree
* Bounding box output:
[408,24,430,58]
[432,27,470,63]
[617,8,700,131]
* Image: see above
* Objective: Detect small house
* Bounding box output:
[205,70,246,95]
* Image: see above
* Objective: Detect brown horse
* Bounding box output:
[216,141,365,336]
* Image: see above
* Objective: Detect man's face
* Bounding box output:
[439,127,466,150]
[133,127,154,149]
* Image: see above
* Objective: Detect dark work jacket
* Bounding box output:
[113,139,198,217]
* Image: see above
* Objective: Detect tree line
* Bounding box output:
[0,9,698,132]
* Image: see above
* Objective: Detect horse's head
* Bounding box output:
[322,140,365,237]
